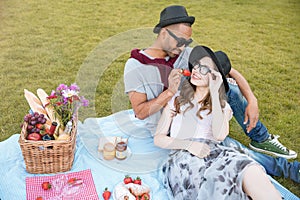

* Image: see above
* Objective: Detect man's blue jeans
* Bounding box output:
[227,82,269,142]
[223,83,299,183]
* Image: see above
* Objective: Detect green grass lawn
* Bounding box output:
[0,0,299,196]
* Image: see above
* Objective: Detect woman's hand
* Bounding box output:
[208,69,223,94]
[187,141,210,158]
[169,109,177,118]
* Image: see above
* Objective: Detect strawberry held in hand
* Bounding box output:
[102,187,111,200]
[180,69,191,77]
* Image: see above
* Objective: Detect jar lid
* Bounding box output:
[116,141,127,150]
[104,143,115,151]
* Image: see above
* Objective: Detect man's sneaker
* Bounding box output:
[249,135,297,159]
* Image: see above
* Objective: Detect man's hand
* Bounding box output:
[244,100,259,133]
[229,68,260,133]
[168,69,182,94]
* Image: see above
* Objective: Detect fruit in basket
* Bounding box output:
[23,112,48,134]
[42,181,52,190]
[27,132,42,141]
[124,175,133,184]
[27,124,34,131]
[22,111,58,141]
[36,124,44,129]
[102,187,111,200]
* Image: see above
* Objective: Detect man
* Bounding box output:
[124,5,299,183]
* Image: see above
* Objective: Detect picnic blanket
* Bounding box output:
[0,109,299,200]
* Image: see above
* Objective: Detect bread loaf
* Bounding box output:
[24,89,51,127]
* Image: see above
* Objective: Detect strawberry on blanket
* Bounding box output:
[133,176,142,185]
[124,175,133,184]
[41,182,51,190]
[102,187,111,200]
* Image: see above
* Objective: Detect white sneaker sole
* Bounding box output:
[249,143,298,159]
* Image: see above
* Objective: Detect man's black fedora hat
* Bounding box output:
[153,5,195,33]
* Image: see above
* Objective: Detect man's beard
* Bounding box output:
[164,48,182,58]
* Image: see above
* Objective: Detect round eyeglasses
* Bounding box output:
[193,63,211,75]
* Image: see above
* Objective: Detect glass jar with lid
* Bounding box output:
[115,141,127,160]
[103,142,115,160]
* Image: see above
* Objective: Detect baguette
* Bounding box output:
[24,89,49,119]
[36,88,57,123]
[24,89,52,127]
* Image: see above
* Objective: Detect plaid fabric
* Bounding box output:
[26,169,99,200]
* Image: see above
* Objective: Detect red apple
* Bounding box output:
[27,132,42,141]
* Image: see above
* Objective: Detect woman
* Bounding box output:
[154,45,281,200]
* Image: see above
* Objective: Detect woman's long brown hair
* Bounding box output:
[175,71,227,119]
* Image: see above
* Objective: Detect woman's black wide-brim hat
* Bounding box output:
[188,45,229,92]
[214,51,232,76]
[153,5,195,33]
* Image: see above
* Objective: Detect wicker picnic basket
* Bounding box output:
[18,119,77,174]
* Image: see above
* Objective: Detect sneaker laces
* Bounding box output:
[269,135,289,152]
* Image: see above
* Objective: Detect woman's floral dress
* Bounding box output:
[160,96,262,200]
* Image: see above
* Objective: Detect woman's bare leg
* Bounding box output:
[243,165,282,200]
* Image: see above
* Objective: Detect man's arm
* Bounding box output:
[229,68,259,133]
[128,89,174,119]
[129,68,182,120]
